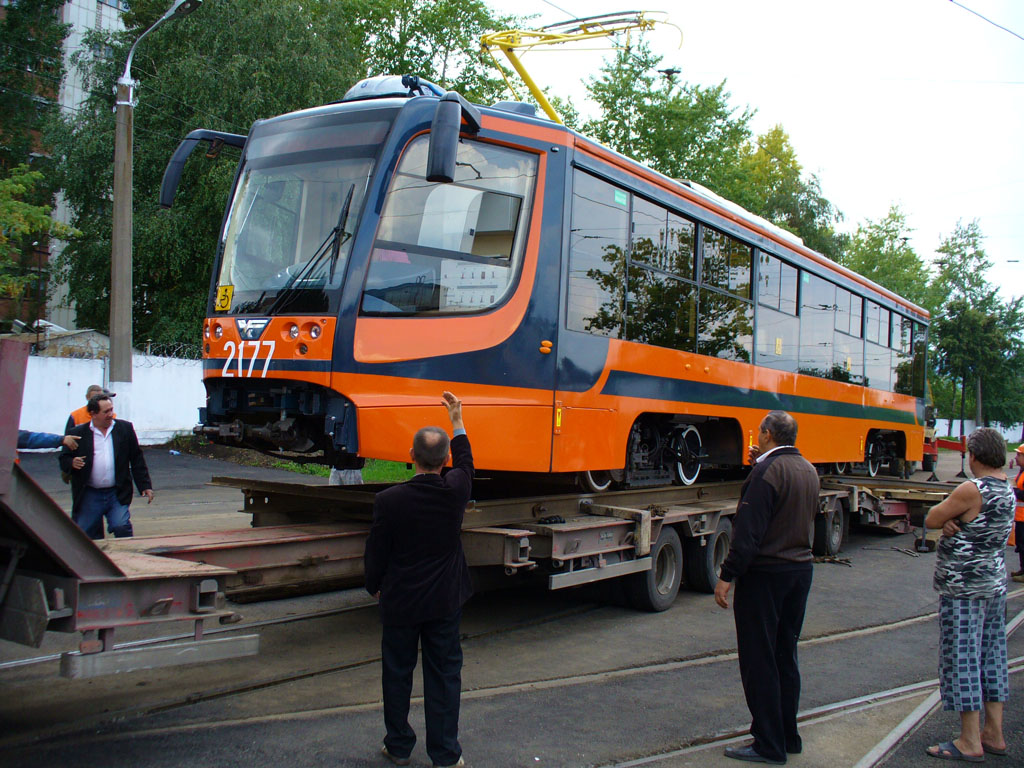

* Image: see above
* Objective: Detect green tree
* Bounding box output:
[47,0,512,345]
[841,206,936,312]
[928,221,1024,427]
[0,164,77,305]
[583,42,753,195]
[733,126,847,261]
[0,0,70,324]
[0,0,69,170]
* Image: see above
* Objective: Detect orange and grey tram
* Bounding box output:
[162,75,928,490]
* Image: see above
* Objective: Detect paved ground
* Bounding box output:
[2,448,1021,767]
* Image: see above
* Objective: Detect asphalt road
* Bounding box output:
[2,448,1021,767]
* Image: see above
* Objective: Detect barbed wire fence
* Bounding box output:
[25,335,203,362]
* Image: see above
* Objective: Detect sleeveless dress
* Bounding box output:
[934,475,1015,599]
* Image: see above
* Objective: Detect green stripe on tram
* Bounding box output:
[600,370,918,426]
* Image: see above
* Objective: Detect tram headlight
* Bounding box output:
[288,323,300,339]
[203,324,210,339]
[213,324,223,339]
[309,324,321,340]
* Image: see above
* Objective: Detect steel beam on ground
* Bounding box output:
[60,633,260,679]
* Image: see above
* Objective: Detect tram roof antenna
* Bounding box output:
[480,10,681,125]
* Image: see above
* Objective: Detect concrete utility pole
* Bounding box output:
[109,0,202,395]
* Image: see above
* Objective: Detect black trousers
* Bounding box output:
[734,566,813,763]
[381,610,463,766]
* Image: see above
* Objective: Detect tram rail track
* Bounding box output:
[8,589,1022,754]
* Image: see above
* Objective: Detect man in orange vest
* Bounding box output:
[66,385,115,432]
[1013,445,1024,584]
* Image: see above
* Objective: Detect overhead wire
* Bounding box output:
[948,0,1024,42]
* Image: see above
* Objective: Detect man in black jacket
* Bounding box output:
[714,410,820,765]
[59,394,153,539]
[365,391,473,768]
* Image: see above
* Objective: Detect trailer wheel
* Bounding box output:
[813,497,845,556]
[684,517,732,593]
[625,526,682,612]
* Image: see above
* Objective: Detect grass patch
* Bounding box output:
[270,458,413,483]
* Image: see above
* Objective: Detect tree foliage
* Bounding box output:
[0,164,78,299]
[582,43,845,261]
[47,0,513,344]
[0,0,70,321]
[732,126,846,261]
[584,43,753,197]
[840,206,936,313]
[927,222,1024,426]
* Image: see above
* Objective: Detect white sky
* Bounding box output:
[486,0,1024,302]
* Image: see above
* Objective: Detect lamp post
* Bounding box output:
[109,0,202,391]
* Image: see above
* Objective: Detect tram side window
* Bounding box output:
[626,198,697,350]
[832,288,864,384]
[362,136,537,315]
[893,314,917,395]
[864,301,890,347]
[865,341,892,391]
[701,227,752,299]
[756,306,799,372]
[759,255,799,313]
[798,273,835,378]
[697,227,753,362]
[911,321,928,398]
[567,173,629,337]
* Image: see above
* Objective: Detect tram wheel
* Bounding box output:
[832,462,849,475]
[669,425,702,486]
[684,517,732,593]
[580,469,614,493]
[866,439,883,477]
[625,526,682,612]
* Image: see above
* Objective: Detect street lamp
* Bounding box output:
[109,0,202,390]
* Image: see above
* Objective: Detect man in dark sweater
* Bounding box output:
[364,391,473,768]
[714,410,820,765]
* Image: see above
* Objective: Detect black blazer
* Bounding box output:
[59,420,153,518]
[364,433,474,625]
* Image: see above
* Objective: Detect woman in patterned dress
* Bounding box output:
[924,427,1015,762]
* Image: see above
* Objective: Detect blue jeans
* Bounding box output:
[74,486,133,539]
[381,610,463,766]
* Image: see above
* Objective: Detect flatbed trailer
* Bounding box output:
[102,472,954,611]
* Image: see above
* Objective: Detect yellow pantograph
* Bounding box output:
[481,11,681,125]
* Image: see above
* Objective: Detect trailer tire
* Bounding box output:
[625,526,682,612]
[813,497,845,556]
[685,517,732,593]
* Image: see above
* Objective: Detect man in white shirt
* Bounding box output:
[60,395,154,539]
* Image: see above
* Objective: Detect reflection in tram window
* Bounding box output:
[363,136,537,315]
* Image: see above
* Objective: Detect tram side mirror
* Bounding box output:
[160,129,246,208]
[426,92,482,184]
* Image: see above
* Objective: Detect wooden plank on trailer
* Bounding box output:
[101,550,234,579]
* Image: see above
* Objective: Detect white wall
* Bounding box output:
[19,355,204,445]
[935,420,1023,443]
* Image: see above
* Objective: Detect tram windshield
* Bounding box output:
[215,111,392,315]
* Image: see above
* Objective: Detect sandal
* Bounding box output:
[926,741,985,762]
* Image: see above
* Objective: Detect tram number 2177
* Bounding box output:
[221,340,276,378]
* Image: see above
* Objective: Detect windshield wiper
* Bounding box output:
[329,184,355,283]
[265,183,355,316]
